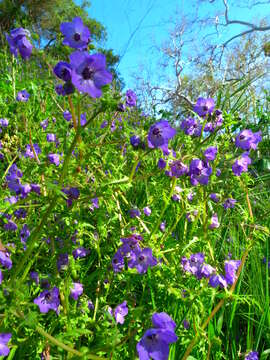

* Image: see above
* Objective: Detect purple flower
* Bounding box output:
[183,319,190,329]
[0,251,12,269]
[152,312,176,332]
[55,84,65,95]
[209,213,219,229]
[160,222,166,232]
[40,118,49,130]
[158,158,167,169]
[114,301,128,324]
[80,113,87,126]
[223,198,236,209]
[60,17,90,49]
[181,253,205,278]
[137,327,178,360]
[203,146,217,161]
[0,333,12,356]
[125,89,137,107]
[20,183,32,198]
[46,133,57,143]
[4,220,17,232]
[112,250,125,273]
[172,194,180,202]
[100,120,108,128]
[189,158,212,186]
[6,163,22,193]
[88,301,94,310]
[63,110,72,122]
[5,196,18,204]
[245,351,259,360]
[143,207,152,216]
[0,118,8,127]
[89,197,99,212]
[0,270,3,284]
[180,117,202,137]
[48,153,60,166]
[6,27,32,59]
[216,168,221,177]
[69,51,112,97]
[57,253,69,271]
[232,153,252,176]
[210,193,219,203]
[70,282,83,300]
[30,271,39,285]
[20,224,30,248]
[15,36,32,59]
[62,186,80,206]
[224,260,241,285]
[117,103,126,112]
[235,129,262,151]
[193,97,215,117]
[31,183,41,195]
[187,191,193,202]
[169,160,188,178]
[204,109,223,133]
[130,135,141,148]
[14,208,27,219]
[129,208,141,218]
[53,61,72,82]
[16,90,30,102]
[129,248,157,274]
[148,120,176,151]
[72,247,90,259]
[6,28,30,54]
[209,274,227,288]
[200,263,216,278]
[24,143,41,159]
[34,287,60,313]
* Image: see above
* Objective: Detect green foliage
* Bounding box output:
[0,12,270,360]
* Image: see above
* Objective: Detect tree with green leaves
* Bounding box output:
[0,0,123,88]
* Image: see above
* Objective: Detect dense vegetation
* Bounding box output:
[0,9,270,360]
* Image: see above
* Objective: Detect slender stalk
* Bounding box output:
[12,55,16,100]
[129,157,140,182]
[68,95,77,130]
[150,176,177,239]
[36,326,106,360]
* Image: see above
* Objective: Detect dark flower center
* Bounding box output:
[113,258,118,264]
[42,292,52,303]
[147,334,157,342]
[82,66,95,80]
[139,255,145,262]
[152,127,161,137]
[61,68,69,78]
[239,135,245,140]
[202,105,208,112]
[74,33,81,41]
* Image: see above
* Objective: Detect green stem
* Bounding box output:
[129,157,140,182]
[147,268,156,310]
[12,55,16,100]
[36,326,106,359]
[150,176,177,239]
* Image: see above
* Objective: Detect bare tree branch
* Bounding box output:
[222,0,270,44]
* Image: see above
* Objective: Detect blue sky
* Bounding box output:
[80,0,269,89]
